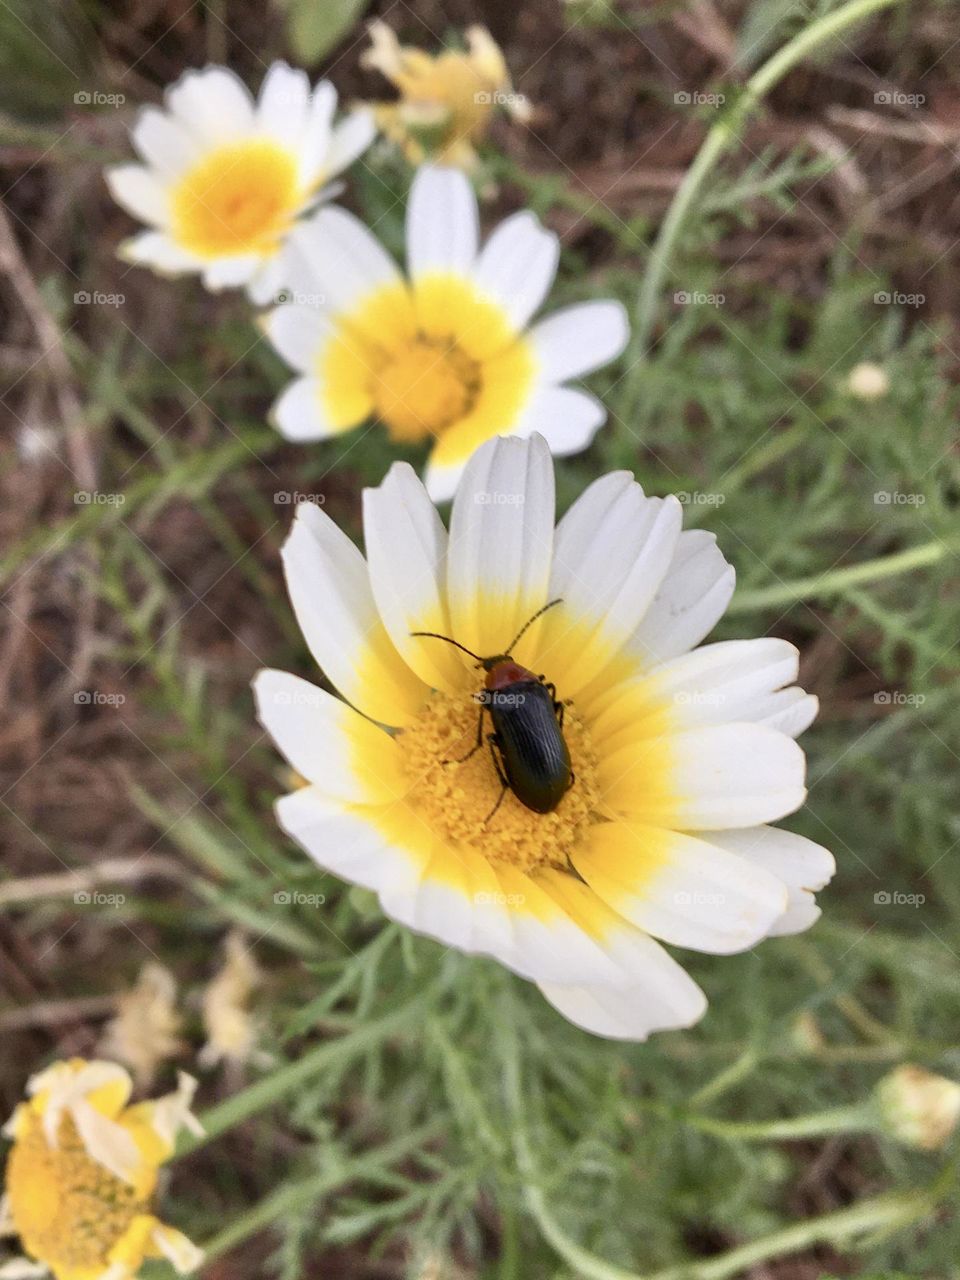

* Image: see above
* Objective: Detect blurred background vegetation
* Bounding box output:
[1,0,959,1277]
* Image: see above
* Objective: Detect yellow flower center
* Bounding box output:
[171,139,301,259]
[399,688,599,873]
[371,338,481,443]
[5,1113,152,1273]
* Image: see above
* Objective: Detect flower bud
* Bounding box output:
[875,1065,960,1151]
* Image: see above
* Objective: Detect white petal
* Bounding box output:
[247,253,289,307]
[130,106,202,176]
[105,164,169,227]
[645,638,803,728]
[299,81,338,185]
[253,669,406,803]
[289,205,403,318]
[281,501,427,726]
[263,303,333,372]
[512,383,606,456]
[626,529,735,667]
[271,376,345,441]
[276,786,413,892]
[576,822,789,955]
[406,165,479,280]
[529,301,629,382]
[757,688,819,738]
[537,976,705,1041]
[446,434,555,662]
[257,62,310,149]
[118,231,203,275]
[709,826,835,938]
[471,211,559,332]
[601,723,807,829]
[324,110,376,179]
[202,255,260,290]
[537,473,683,694]
[362,462,465,692]
[165,65,255,146]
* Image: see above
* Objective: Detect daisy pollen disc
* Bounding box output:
[396,692,599,872]
[254,434,836,1042]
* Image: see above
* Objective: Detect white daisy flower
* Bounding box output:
[253,434,834,1042]
[106,63,375,304]
[261,165,629,501]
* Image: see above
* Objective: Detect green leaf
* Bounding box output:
[285,0,373,65]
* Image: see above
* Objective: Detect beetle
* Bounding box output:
[410,598,573,821]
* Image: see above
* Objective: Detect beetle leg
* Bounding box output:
[444,702,486,765]
[483,734,509,826]
[566,768,576,792]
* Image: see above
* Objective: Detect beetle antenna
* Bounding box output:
[505,598,563,655]
[409,630,484,663]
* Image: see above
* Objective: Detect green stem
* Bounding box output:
[728,538,954,613]
[675,1101,872,1142]
[629,0,904,374]
[177,995,423,1155]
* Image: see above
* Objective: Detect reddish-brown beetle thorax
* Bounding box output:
[484,660,532,690]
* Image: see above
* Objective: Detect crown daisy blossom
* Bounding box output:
[1,1059,203,1280]
[105,63,375,304]
[360,22,531,170]
[253,434,835,1041]
[262,165,628,502]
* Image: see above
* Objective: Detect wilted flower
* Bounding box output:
[361,22,529,170]
[846,361,890,401]
[263,165,628,501]
[106,62,374,303]
[254,434,834,1041]
[200,931,261,1068]
[99,963,184,1088]
[1,1059,203,1280]
[875,1065,960,1151]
